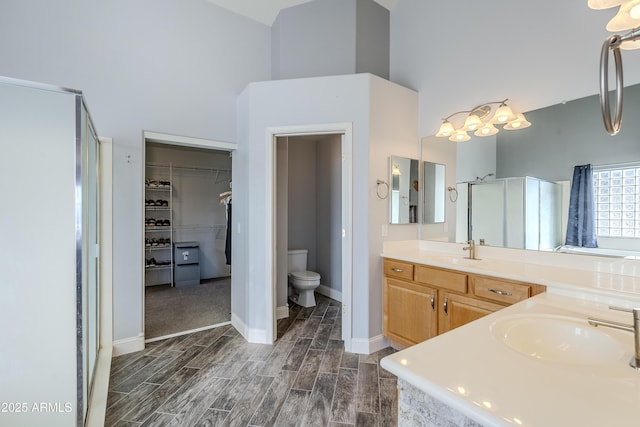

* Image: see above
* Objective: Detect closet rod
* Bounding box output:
[146,162,230,174]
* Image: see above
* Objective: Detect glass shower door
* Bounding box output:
[80,100,100,423]
[470,181,505,246]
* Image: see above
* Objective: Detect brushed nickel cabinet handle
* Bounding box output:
[443,296,448,315]
[489,288,512,297]
[430,294,435,311]
[391,267,404,273]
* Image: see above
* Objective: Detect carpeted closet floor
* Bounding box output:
[145,277,231,339]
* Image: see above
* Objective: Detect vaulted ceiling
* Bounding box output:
[206,0,398,25]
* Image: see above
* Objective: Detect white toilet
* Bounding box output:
[288,249,321,307]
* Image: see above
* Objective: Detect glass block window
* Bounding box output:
[593,165,640,238]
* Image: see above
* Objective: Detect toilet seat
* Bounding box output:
[290,270,320,281]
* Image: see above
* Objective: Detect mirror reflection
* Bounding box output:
[456,177,562,250]
[423,161,445,224]
[390,156,419,224]
[421,84,640,256]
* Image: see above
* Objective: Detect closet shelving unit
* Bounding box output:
[145,163,174,286]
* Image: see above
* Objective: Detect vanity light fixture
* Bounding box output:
[589,0,640,44]
[435,99,531,142]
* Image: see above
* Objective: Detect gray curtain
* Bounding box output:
[565,164,598,247]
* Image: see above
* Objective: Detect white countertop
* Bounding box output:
[380,241,640,426]
[381,293,640,427]
[382,240,640,305]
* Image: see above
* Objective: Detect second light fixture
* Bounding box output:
[435,99,531,142]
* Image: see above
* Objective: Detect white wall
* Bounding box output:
[0,0,270,345]
[0,81,78,426]
[390,0,640,137]
[236,74,418,347]
[369,75,420,338]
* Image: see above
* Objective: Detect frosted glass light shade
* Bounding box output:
[588,0,624,9]
[449,130,471,142]
[607,2,640,31]
[435,120,455,137]
[492,104,516,124]
[621,38,640,49]
[474,122,499,137]
[462,114,483,131]
[503,113,531,130]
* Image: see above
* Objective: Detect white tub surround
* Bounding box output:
[381,240,640,426]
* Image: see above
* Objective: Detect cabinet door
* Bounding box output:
[383,277,438,346]
[438,292,505,335]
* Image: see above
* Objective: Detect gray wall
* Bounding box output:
[0,0,270,344]
[316,135,343,293]
[496,84,640,182]
[355,0,389,80]
[271,0,389,80]
[288,139,319,268]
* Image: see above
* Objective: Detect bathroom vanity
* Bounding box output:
[383,258,545,347]
[381,240,640,426]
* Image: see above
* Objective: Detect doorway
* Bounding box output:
[142,132,237,342]
[276,134,343,315]
[267,124,353,350]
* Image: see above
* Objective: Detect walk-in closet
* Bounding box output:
[144,142,232,339]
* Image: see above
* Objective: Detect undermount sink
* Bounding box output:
[490,314,627,366]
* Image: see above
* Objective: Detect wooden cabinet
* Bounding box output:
[438,292,504,334]
[382,257,546,346]
[384,277,438,347]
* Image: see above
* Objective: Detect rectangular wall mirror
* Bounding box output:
[389,156,419,224]
[423,161,445,224]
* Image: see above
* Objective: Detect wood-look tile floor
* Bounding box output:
[105,294,398,426]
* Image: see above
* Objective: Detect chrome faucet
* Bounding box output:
[463,239,477,260]
[588,306,640,371]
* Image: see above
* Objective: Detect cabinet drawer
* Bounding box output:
[471,276,530,305]
[383,259,414,281]
[414,265,467,293]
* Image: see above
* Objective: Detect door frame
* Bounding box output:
[265,123,353,350]
[141,131,238,342]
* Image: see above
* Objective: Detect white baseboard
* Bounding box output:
[317,284,342,302]
[231,312,268,344]
[350,334,389,355]
[276,305,289,320]
[113,333,145,356]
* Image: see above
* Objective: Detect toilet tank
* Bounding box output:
[287,249,308,273]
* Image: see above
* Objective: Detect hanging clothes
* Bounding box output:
[220,191,232,265]
[225,200,232,265]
